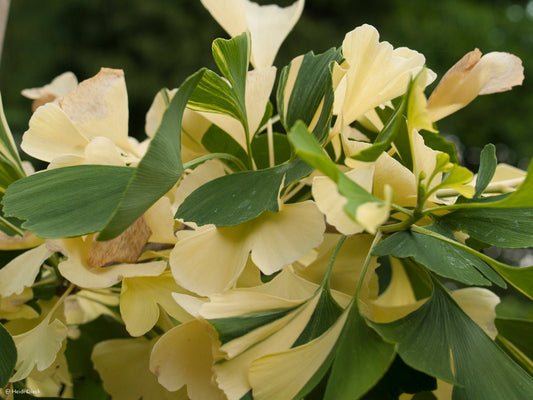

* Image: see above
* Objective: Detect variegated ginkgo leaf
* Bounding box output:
[197,67,276,149]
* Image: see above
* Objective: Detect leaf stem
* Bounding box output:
[321,235,347,290]
[0,215,24,236]
[355,231,382,298]
[183,152,248,171]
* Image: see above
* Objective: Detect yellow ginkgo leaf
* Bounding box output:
[149,321,226,400]
[0,244,53,297]
[170,201,324,296]
[120,271,193,337]
[93,338,190,400]
[10,315,68,382]
[201,0,304,69]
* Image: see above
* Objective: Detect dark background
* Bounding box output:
[1,0,532,169]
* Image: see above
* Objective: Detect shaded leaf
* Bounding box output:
[362,356,436,399]
[372,280,533,399]
[440,208,533,248]
[201,124,249,169]
[323,303,396,400]
[251,133,291,169]
[474,144,497,197]
[373,225,506,287]
[277,48,341,142]
[0,322,16,387]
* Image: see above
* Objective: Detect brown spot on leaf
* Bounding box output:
[87,216,152,268]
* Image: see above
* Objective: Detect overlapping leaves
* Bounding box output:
[2,69,205,240]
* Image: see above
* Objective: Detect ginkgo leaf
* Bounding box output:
[11,315,68,382]
[0,244,53,297]
[149,321,226,400]
[93,338,189,400]
[120,271,193,337]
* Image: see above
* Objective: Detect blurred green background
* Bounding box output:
[0,0,531,170]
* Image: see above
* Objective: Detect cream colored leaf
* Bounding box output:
[173,159,226,210]
[450,287,500,339]
[149,321,226,399]
[294,234,379,299]
[54,236,167,289]
[21,71,78,100]
[201,0,304,69]
[21,102,88,163]
[145,88,178,138]
[181,109,211,163]
[170,224,250,296]
[144,197,178,243]
[427,49,524,122]
[0,288,39,320]
[339,24,432,125]
[249,201,325,275]
[249,311,347,400]
[93,338,189,400]
[59,68,133,152]
[25,349,72,398]
[64,289,118,325]
[355,184,392,235]
[82,136,126,166]
[0,244,53,297]
[0,231,43,251]
[121,271,193,337]
[213,294,319,400]
[11,315,68,382]
[312,168,372,235]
